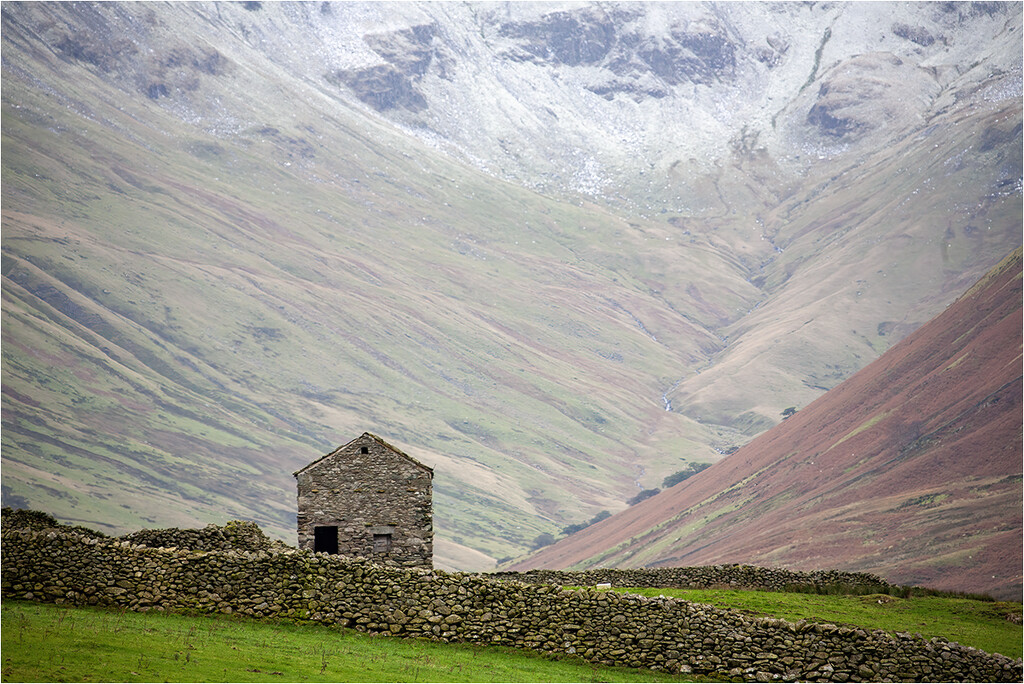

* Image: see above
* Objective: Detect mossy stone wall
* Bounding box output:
[487,566,892,593]
[3,527,1020,682]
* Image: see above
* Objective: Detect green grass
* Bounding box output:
[0,601,711,683]
[613,588,1023,659]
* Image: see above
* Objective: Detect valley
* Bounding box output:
[1,1,1021,576]
[514,248,1023,599]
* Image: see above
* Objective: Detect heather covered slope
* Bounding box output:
[512,249,1023,600]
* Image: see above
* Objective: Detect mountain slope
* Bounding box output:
[0,1,763,566]
[1,2,1021,570]
[511,249,1023,600]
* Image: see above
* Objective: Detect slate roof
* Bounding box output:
[293,431,433,477]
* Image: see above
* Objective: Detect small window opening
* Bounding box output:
[314,526,339,554]
[373,532,392,553]
[360,446,369,454]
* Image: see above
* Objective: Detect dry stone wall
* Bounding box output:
[487,567,892,593]
[0,506,107,538]
[121,520,288,553]
[3,526,1020,683]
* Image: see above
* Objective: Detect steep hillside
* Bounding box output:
[0,1,762,566]
[512,249,1023,600]
[1,2,1021,569]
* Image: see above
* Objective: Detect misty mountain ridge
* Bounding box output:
[1,1,1020,573]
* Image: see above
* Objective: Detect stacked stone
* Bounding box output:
[2,527,1020,682]
[1,506,107,538]
[120,520,286,554]
[486,566,892,594]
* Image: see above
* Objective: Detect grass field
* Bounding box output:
[3,589,1021,684]
[0,601,711,683]
[614,588,1023,659]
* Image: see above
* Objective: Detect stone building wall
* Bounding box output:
[295,433,432,568]
[3,526,1021,683]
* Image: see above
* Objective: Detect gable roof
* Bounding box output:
[293,431,433,477]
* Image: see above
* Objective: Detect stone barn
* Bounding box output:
[294,432,433,568]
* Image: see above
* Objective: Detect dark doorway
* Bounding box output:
[314,525,339,554]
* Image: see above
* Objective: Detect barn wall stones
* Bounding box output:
[294,432,432,569]
[3,526,1020,683]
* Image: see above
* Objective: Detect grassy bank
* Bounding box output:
[0,601,710,683]
[614,588,1023,659]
